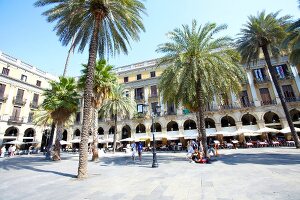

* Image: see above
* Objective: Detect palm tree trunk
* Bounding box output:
[63,36,75,77]
[113,113,118,153]
[92,107,99,161]
[52,121,63,161]
[77,17,100,179]
[261,45,300,148]
[45,122,55,160]
[195,80,208,157]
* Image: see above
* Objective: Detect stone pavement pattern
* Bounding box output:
[0,148,300,200]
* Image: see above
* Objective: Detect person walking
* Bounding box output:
[131,141,137,161]
[0,146,5,157]
[137,141,143,161]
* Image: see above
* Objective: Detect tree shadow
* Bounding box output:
[0,154,77,178]
[218,152,300,166]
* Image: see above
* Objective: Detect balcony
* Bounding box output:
[254,77,270,84]
[277,72,294,80]
[13,97,26,106]
[241,101,255,108]
[8,116,24,124]
[30,101,39,109]
[285,97,300,103]
[165,111,177,115]
[261,99,277,106]
[0,95,8,102]
[148,94,158,100]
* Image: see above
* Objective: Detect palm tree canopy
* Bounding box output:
[78,59,117,108]
[99,84,135,118]
[34,0,146,58]
[42,76,80,123]
[236,10,291,65]
[157,20,245,111]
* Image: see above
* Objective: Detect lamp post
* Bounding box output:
[142,104,161,168]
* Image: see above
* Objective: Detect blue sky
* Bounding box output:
[0,0,299,77]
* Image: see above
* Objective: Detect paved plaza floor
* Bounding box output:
[0,147,300,200]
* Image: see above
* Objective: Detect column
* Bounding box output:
[144,86,149,105]
[290,65,300,93]
[246,70,261,107]
[266,68,280,104]
[159,94,165,115]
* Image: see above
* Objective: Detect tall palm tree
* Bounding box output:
[99,84,135,153]
[282,1,300,65]
[157,20,245,157]
[35,0,146,178]
[42,77,80,160]
[78,59,117,161]
[237,11,300,148]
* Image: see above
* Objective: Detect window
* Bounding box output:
[21,74,27,82]
[33,93,39,103]
[135,88,144,100]
[151,102,158,114]
[137,74,142,80]
[240,91,250,107]
[124,77,129,83]
[12,106,21,118]
[76,112,81,123]
[16,89,24,100]
[282,85,295,101]
[137,104,144,113]
[28,112,34,123]
[2,67,9,76]
[36,80,41,87]
[259,88,272,105]
[253,68,267,82]
[167,102,176,114]
[150,85,157,97]
[150,71,156,78]
[0,84,6,99]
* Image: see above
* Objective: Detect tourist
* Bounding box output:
[186,142,194,162]
[137,141,143,161]
[131,141,137,161]
[0,146,5,157]
[207,138,216,157]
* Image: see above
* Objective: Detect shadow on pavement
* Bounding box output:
[0,154,77,178]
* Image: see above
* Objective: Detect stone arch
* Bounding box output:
[122,125,131,139]
[264,111,280,124]
[183,119,197,130]
[221,115,236,127]
[136,123,146,133]
[241,113,257,125]
[167,121,179,131]
[24,128,35,137]
[205,118,216,128]
[109,126,115,135]
[5,126,19,137]
[74,129,81,137]
[290,109,300,122]
[151,122,162,132]
[98,127,104,135]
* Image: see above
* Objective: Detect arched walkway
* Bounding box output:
[205,118,216,128]
[264,112,280,124]
[74,129,81,137]
[221,116,236,127]
[4,126,19,137]
[136,123,146,133]
[98,127,104,135]
[151,122,162,132]
[62,130,68,140]
[167,121,179,131]
[109,126,115,135]
[241,113,257,125]
[290,109,300,128]
[183,120,197,130]
[23,128,36,150]
[122,125,131,139]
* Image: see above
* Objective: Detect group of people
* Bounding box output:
[186,139,217,164]
[131,141,143,161]
[0,145,16,157]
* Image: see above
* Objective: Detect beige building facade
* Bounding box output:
[0,51,57,148]
[72,56,300,146]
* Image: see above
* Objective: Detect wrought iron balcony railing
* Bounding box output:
[8,116,24,123]
[261,99,277,106]
[285,97,300,102]
[0,95,8,102]
[13,97,26,106]
[30,101,39,109]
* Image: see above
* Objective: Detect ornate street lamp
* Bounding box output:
[142,104,161,168]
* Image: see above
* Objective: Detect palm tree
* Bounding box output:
[42,77,80,160]
[35,0,146,178]
[78,59,117,161]
[282,1,300,65]
[157,20,245,157]
[237,11,300,148]
[99,84,135,153]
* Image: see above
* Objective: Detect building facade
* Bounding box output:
[72,55,300,146]
[0,51,58,148]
